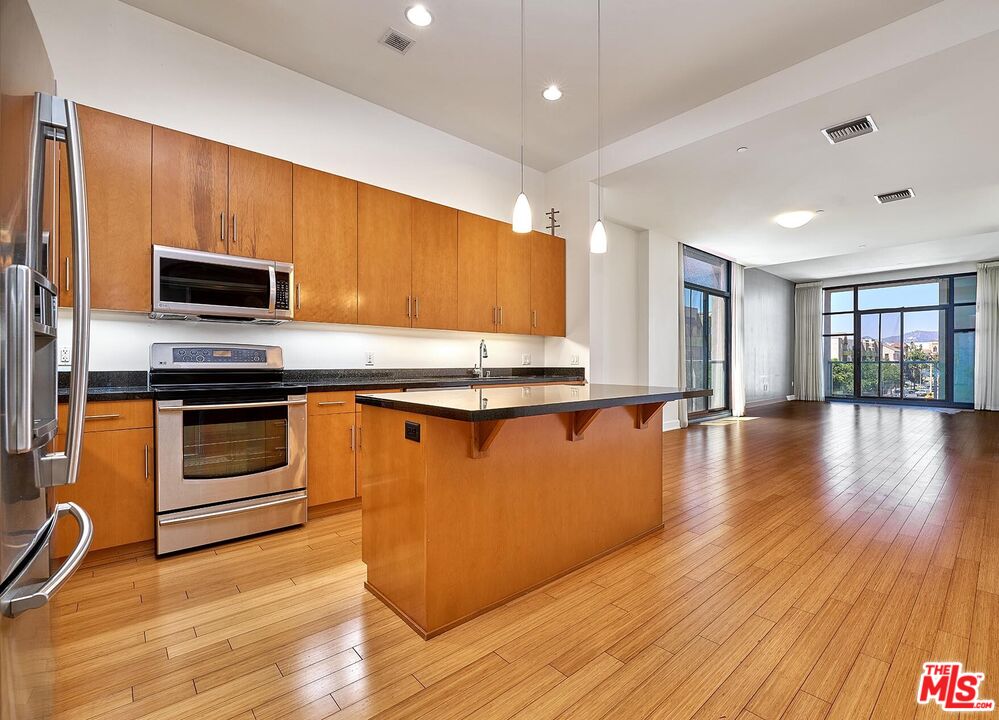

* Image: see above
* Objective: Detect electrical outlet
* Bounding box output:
[570,354,580,366]
[59,347,71,365]
[521,353,531,366]
[364,352,375,367]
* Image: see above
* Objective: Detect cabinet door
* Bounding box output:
[292,165,358,324]
[457,211,498,333]
[52,428,154,557]
[531,231,566,337]
[151,126,228,254]
[307,412,356,506]
[59,107,152,311]
[496,225,532,334]
[412,199,458,330]
[228,147,293,262]
[357,184,413,328]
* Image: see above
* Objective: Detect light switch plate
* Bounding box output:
[364,352,375,366]
[570,354,580,366]
[521,353,531,366]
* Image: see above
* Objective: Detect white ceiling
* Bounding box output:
[121,0,939,171]
[602,30,999,281]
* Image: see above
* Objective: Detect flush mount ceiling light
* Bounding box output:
[511,0,533,233]
[405,4,433,27]
[543,84,563,101]
[737,146,748,153]
[590,0,606,254]
[774,210,819,229]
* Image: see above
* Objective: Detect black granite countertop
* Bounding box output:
[356,384,711,422]
[58,367,586,402]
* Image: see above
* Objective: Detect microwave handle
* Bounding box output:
[268,265,276,314]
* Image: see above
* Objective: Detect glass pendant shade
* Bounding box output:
[512,191,532,233]
[590,219,607,254]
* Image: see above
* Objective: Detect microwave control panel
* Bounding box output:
[275,276,290,311]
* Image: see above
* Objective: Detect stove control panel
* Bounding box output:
[150,343,283,370]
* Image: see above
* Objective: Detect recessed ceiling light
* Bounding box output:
[542,84,563,101]
[737,146,748,153]
[405,4,432,27]
[775,210,818,229]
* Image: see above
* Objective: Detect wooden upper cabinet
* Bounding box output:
[457,211,498,333]
[412,200,458,331]
[531,231,566,337]
[496,225,532,335]
[59,106,152,312]
[292,165,358,324]
[228,147,293,263]
[151,126,228,255]
[358,184,413,328]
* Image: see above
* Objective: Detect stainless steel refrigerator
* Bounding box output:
[0,0,93,717]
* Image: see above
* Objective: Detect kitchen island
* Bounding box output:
[356,383,708,638]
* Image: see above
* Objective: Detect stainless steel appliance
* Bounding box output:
[1,1,94,717]
[150,343,307,554]
[151,245,294,323]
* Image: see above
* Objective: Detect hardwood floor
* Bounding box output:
[48,401,998,719]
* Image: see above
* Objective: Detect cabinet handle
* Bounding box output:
[350,425,355,452]
[220,211,225,241]
[498,306,504,326]
[296,283,301,310]
[358,426,363,450]
[232,214,237,245]
[317,401,345,406]
[532,310,538,328]
[64,257,71,293]
[84,413,120,421]
[407,295,412,319]
[493,307,498,325]
[414,296,420,320]
[144,444,149,479]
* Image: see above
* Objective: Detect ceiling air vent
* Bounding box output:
[875,188,915,204]
[380,28,414,55]
[821,115,878,144]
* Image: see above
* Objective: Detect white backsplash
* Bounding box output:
[60,310,546,371]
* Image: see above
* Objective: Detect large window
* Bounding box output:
[822,275,976,406]
[683,247,730,416]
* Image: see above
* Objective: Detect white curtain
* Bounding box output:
[794,282,824,401]
[677,243,688,428]
[731,264,746,416]
[975,261,999,411]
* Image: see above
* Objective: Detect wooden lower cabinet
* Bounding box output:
[52,426,154,558]
[307,412,357,506]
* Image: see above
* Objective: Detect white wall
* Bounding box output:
[589,221,640,384]
[817,261,979,289]
[29,0,549,371]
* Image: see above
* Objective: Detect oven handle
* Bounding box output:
[158,493,306,526]
[159,399,307,412]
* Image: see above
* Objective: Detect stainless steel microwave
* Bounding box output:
[151,246,294,323]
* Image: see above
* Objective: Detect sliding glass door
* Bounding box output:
[822,274,975,406]
[683,247,730,417]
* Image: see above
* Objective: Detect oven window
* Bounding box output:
[159,258,270,309]
[182,405,288,479]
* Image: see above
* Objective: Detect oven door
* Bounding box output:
[152,245,277,320]
[155,394,307,512]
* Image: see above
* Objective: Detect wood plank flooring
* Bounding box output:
[48,401,998,719]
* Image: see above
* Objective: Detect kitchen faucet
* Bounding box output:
[474,339,489,378]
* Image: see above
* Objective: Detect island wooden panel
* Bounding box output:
[151,125,228,254]
[59,106,152,312]
[227,147,293,262]
[411,199,458,331]
[362,402,663,637]
[292,165,358,324]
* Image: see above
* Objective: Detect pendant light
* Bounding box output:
[512,0,532,233]
[589,0,607,253]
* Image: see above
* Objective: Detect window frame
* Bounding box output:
[821,272,976,408]
[683,247,732,418]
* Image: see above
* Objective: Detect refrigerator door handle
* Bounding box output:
[0,502,93,618]
[36,96,91,488]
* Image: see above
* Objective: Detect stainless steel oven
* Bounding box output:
[151,344,307,554]
[151,245,294,323]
